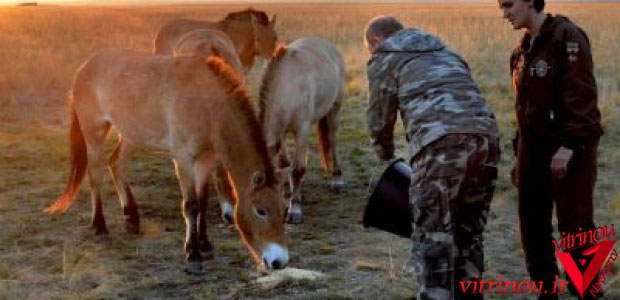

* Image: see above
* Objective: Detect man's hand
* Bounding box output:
[510,160,519,188]
[373,144,394,162]
[550,146,574,180]
[379,151,395,162]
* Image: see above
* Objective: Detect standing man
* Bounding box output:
[365,16,500,300]
[498,0,603,299]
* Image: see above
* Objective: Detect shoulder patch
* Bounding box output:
[566,41,579,63]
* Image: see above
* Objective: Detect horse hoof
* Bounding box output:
[286,211,303,224]
[331,178,345,190]
[184,262,204,275]
[201,250,214,260]
[124,222,140,235]
[92,226,109,236]
[200,241,215,260]
[94,234,109,242]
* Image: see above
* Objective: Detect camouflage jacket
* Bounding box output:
[366,28,498,160]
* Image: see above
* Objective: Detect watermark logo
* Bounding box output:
[554,224,616,299]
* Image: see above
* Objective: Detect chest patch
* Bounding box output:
[567,42,579,54]
[530,59,551,78]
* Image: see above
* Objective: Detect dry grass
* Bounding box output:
[0,3,619,299]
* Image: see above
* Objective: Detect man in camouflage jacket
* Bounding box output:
[364,16,500,300]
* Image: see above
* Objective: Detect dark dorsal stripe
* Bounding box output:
[205,56,276,186]
[258,45,288,125]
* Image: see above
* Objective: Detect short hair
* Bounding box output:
[524,0,545,12]
[364,16,404,43]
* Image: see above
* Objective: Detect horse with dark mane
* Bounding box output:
[47,48,288,273]
[154,8,277,71]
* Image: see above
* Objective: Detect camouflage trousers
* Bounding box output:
[410,134,499,300]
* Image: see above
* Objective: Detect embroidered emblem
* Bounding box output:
[530,60,551,77]
[567,42,579,54]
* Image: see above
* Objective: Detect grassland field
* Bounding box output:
[0,3,619,299]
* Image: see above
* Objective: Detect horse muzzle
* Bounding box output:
[262,243,289,270]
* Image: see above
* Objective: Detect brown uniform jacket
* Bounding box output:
[510,14,602,154]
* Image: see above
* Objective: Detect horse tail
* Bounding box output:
[45,95,88,213]
[317,116,332,173]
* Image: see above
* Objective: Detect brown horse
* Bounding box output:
[158,9,277,225]
[259,38,347,224]
[154,8,277,71]
[46,49,288,273]
[172,30,245,225]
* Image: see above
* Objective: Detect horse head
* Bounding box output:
[251,13,278,60]
[235,170,289,270]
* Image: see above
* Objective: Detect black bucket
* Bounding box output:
[362,159,413,238]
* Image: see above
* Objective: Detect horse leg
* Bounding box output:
[196,156,216,259]
[287,128,308,224]
[174,156,203,274]
[213,164,235,225]
[277,140,293,200]
[326,98,344,188]
[83,123,111,236]
[196,182,214,260]
[108,136,140,234]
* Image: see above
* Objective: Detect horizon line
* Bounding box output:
[5,0,620,6]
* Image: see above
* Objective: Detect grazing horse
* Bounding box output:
[46,49,289,273]
[258,37,346,224]
[154,8,277,71]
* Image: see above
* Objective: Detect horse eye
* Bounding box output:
[256,208,268,217]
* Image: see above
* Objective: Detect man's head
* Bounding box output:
[498,0,545,30]
[364,16,404,54]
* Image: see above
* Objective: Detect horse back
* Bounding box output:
[154,19,220,55]
[74,48,226,152]
[283,38,346,118]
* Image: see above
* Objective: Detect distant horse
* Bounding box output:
[46,49,289,273]
[155,8,277,71]
[258,37,346,224]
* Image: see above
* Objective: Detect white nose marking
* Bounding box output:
[221,202,233,217]
[262,243,289,269]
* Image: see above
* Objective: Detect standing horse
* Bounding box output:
[172,29,244,226]
[46,49,289,273]
[154,8,277,71]
[158,9,277,225]
[258,37,346,224]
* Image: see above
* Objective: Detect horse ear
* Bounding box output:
[251,171,266,190]
[269,14,277,27]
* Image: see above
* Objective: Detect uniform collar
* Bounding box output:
[518,14,556,54]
